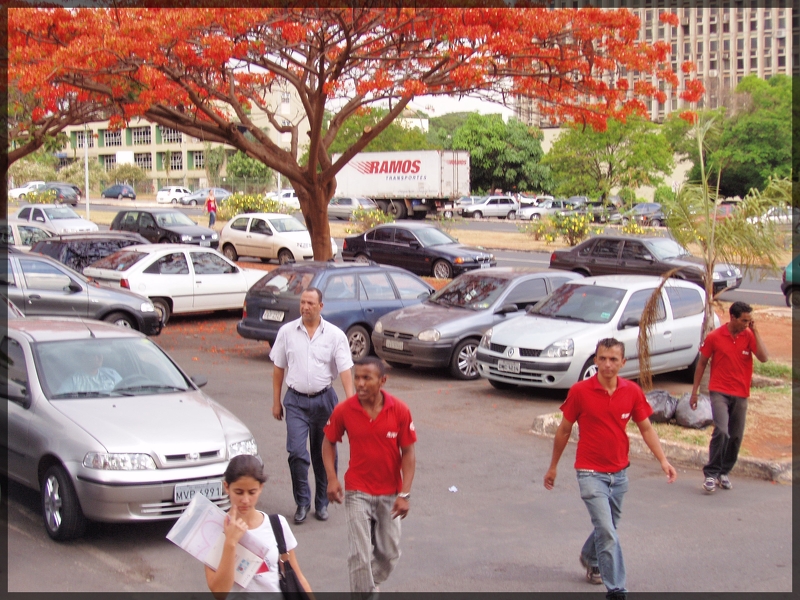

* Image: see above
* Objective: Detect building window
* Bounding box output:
[76,131,94,148]
[750,19,758,31]
[764,18,772,30]
[710,23,717,34]
[684,42,691,55]
[764,56,772,69]
[778,55,785,67]
[697,24,703,35]
[737,38,744,50]
[103,155,116,171]
[750,57,758,69]
[723,22,730,33]
[737,21,743,32]
[697,41,703,53]
[134,152,152,171]
[161,127,183,144]
[170,152,183,171]
[724,39,731,51]
[193,152,205,170]
[131,127,151,145]
[710,40,718,52]
[104,130,122,147]
[710,60,717,70]
[737,58,745,70]
[281,92,291,104]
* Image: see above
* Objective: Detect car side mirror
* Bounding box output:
[191,374,208,388]
[408,241,420,249]
[618,317,640,330]
[66,281,82,293]
[418,290,432,299]
[495,303,519,315]
[642,254,654,261]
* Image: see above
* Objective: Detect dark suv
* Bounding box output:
[31,231,149,272]
[237,262,434,360]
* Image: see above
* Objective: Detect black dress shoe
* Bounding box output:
[294,505,310,524]
[315,506,328,521]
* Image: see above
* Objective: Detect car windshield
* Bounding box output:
[358,198,376,207]
[413,227,457,247]
[430,274,508,309]
[645,238,690,260]
[156,212,197,227]
[43,206,80,220]
[35,337,190,399]
[268,217,307,233]
[528,283,626,324]
[88,250,149,271]
[249,267,315,296]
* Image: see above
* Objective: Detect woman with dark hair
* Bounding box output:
[205,455,313,598]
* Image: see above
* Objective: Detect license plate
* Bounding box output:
[385,339,404,351]
[200,241,211,247]
[173,479,224,503]
[497,359,520,374]
[262,310,284,322]
[727,278,735,288]
[480,262,490,269]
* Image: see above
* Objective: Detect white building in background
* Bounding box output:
[515,3,795,127]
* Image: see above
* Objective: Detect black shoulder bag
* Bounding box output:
[268,514,312,600]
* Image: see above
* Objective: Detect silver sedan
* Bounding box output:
[3,318,258,540]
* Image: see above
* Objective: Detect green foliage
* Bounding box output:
[426,112,471,149]
[653,184,675,205]
[56,158,108,191]
[327,108,435,154]
[107,163,148,185]
[216,193,293,221]
[517,216,557,243]
[551,213,591,246]
[619,220,652,236]
[617,187,637,208]
[205,143,226,182]
[752,361,791,380]
[8,155,57,185]
[26,188,59,204]
[345,206,395,234]
[451,114,551,193]
[226,150,273,182]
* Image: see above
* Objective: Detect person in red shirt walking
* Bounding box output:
[544,338,676,600]
[322,357,416,594]
[690,301,768,493]
[205,189,217,227]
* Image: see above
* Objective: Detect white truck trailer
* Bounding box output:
[332,150,469,219]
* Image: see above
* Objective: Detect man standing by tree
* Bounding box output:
[690,301,768,493]
[322,357,416,594]
[271,288,355,524]
[544,338,676,600]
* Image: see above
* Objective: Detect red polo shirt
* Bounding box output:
[701,324,757,398]
[324,391,417,496]
[560,376,652,472]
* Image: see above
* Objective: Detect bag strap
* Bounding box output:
[268,514,288,556]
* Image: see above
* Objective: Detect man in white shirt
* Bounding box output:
[270,287,355,524]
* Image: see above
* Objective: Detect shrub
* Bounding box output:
[620,220,648,235]
[551,213,591,246]
[517,216,555,241]
[345,207,395,234]
[430,212,462,235]
[216,193,293,220]
[25,189,58,204]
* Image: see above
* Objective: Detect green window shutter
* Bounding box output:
[97,156,103,166]
[126,129,132,145]
[98,130,105,147]
[187,151,193,169]
[157,152,163,171]
[70,132,77,149]
[155,127,162,144]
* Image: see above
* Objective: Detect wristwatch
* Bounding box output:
[397,492,411,500]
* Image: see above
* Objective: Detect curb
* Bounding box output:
[531,412,793,484]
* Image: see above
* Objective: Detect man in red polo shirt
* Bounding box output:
[690,301,768,493]
[544,338,676,600]
[322,356,416,594]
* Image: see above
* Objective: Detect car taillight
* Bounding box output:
[342,240,348,250]
[550,252,557,263]
[242,303,248,319]
[120,279,130,289]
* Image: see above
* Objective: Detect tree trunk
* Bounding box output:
[295,180,335,261]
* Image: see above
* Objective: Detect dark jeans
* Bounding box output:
[284,387,338,510]
[208,211,216,227]
[703,391,748,478]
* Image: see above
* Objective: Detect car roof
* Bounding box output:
[574,274,698,290]
[453,267,580,279]
[230,213,297,219]
[7,317,144,342]
[43,231,147,241]
[576,234,674,244]
[370,221,440,231]
[16,203,80,210]
[118,208,182,214]
[120,243,213,254]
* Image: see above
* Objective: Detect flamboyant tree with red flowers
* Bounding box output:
[8,5,703,257]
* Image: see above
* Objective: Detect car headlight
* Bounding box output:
[211,233,219,240]
[542,338,574,358]
[479,328,493,349]
[712,272,721,281]
[83,452,156,470]
[418,329,440,342]
[374,321,384,334]
[181,234,193,242]
[734,267,741,277]
[229,438,258,458]
[297,242,311,249]
[453,257,473,264]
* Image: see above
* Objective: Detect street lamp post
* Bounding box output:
[84,123,90,220]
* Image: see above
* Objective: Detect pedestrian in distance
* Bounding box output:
[322,357,416,595]
[690,301,768,493]
[205,189,217,227]
[544,338,676,600]
[205,454,313,599]
[270,287,355,524]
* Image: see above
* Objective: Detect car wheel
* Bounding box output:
[171,198,178,204]
[386,361,411,369]
[489,379,518,390]
[223,244,239,262]
[103,311,136,330]
[650,218,661,227]
[473,211,482,219]
[442,209,454,219]
[41,464,86,541]
[190,199,198,206]
[18,193,26,200]
[621,217,629,225]
[278,249,294,264]
[787,288,800,309]
[118,194,124,200]
[507,211,516,220]
[580,356,597,380]
[450,338,480,380]
[376,200,389,213]
[354,253,370,264]
[158,237,171,244]
[347,325,371,361]
[530,213,540,220]
[152,298,171,326]
[432,259,453,280]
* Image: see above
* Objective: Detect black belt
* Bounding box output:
[288,386,331,398]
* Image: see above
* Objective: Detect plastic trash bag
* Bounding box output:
[646,390,679,423]
[674,393,714,429]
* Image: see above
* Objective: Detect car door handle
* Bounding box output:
[663,331,672,337]
[365,308,374,313]
[28,294,41,301]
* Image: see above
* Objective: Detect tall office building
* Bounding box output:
[514,2,795,127]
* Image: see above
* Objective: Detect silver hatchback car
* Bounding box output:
[3,318,258,540]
